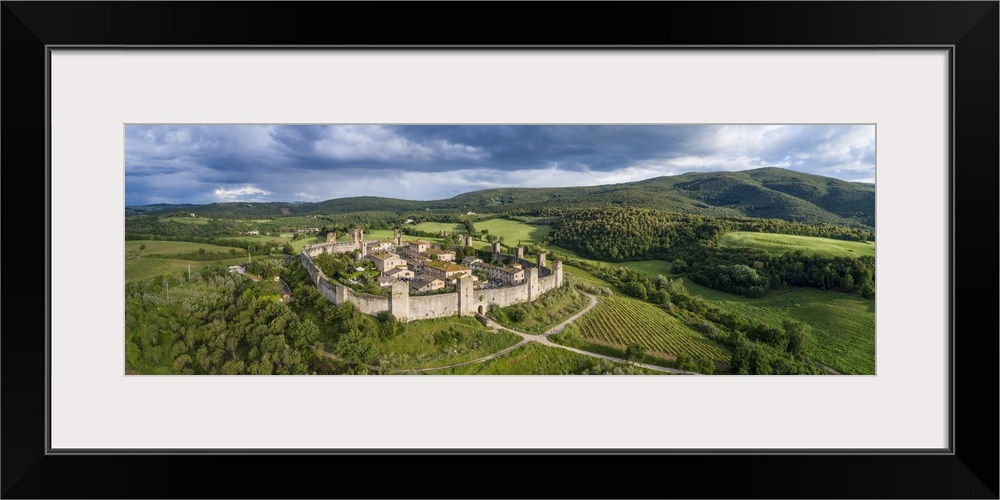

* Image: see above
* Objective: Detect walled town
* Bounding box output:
[300,228,562,323]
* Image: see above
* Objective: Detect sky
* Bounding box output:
[124,124,875,206]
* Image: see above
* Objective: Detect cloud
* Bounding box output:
[125,124,875,205]
[213,185,271,202]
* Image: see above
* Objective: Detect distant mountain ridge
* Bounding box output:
[127,167,875,228]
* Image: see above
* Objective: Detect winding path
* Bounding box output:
[397,292,695,375]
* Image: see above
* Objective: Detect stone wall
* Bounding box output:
[301,248,564,323]
[352,290,390,316]
[408,293,459,321]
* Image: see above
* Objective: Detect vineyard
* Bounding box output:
[571,295,730,363]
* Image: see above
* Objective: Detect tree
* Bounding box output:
[282,242,296,255]
[622,282,647,300]
[139,244,146,251]
[335,328,379,365]
[675,352,694,372]
[695,357,715,374]
[624,343,647,365]
[783,319,813,359]
[671,259,687,273]
[376,311,404,340]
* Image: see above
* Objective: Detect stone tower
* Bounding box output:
[326,231,337,243]
[552,260,563,288]
[514,246,524,261]
[537,252,546,269]
[394,228,402,246]
[456,275,476,317]
[492,242,502,263]
[526,267,540,301]
[389,280,410,322]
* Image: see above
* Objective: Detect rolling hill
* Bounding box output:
[127,167,875,228]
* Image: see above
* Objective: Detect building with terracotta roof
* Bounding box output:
[369,252,407,273]
[423,261,472,282]
[409,276,444,292]
[469,261,525,285]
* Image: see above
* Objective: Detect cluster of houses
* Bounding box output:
[364,236,527,293]
[304,228,538,294]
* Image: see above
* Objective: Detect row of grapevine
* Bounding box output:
[574,295,730,362]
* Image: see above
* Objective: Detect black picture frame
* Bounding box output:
[2,2,996,498]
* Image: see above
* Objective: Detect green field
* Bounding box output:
[365,229,459,249]
[718,232,875,258]
[612,260,675,277]
[573,255,876,374]
[125,240,244,256]
[411,222,466,234]
[679,279,875,374]
[161,216,210,225]
[223,235,290,245]
[488,285,590,334]
[377,317,521,370]
[559,293,730,364]
[476,219,551,245]
[428,342,665,375]
[125,256,249,282]
[289,236,324,252]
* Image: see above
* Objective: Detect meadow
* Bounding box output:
[410,221,465,234]
[125,256,249,282]
[429,341,665,375]
[679,279,875,374]
[160,216,211,225]
[125,240,244,256]
[378,317,522,370]
[487,285,591,334]
[717,231,875,258]
[475,218,551,245]
[570,255,875,374]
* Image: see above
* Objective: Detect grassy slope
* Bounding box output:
[430,342,666,375]
[125,240,244,255]
[488,286,590,334]
[679,279,876,374]
[125,257,249,282]
[567,294,731,364]
[411,222,466,234]
[590,257,876,374]
[379,317,522,370]
[717,232,875,259]
[475,219,551,245]
[139,168,874,229]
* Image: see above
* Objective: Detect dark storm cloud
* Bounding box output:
[125,124,875,205]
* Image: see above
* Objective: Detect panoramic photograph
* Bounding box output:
[125,124,875,375]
